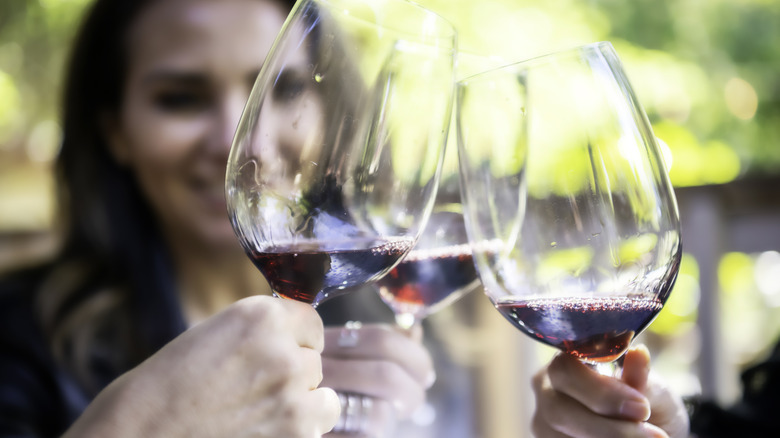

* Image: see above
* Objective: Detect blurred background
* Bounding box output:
[1,0,779,437]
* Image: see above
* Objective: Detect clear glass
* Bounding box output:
[457,42,682,373]
[225,0,457,308]
[373,136,480,329]
[371,52,506,329]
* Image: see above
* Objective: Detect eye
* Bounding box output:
[272,70,307,103]
[153,90,211,113]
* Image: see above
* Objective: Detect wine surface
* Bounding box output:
[249,238,413,306]
[496,296,664,362]
[376,244,477,317]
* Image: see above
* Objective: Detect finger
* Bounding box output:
[625,346,691,436]
[645,373,691,437]
[326,394,396,437]
[248,340,323,397]
[531,371,581,437]
[622,345,651,392]
[547,353,650,421]
[323,324,434,388]
[308,387,341,435]
[359,398,396,436]
[299,346,324,390]
[321,357,425,417]
[641,422,672,438]
[535,380,659,438]
[531,418,572,438]
[246,386,339,437]
[228,296,325,352]
[277,298,326,352]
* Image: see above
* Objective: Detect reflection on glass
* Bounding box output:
[374,139,481,329]
[225,0,457,307]
[458,42,682,374]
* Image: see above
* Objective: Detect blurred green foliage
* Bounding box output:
[416,0,780,186]
[651,252,699,335]
[0,0,89,157]
[0,0,778,186]
[718,251,780,364]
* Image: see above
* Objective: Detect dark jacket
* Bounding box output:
[0,268,90,437]
[690,341,780,438]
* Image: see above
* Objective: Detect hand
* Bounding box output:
[321,323,435,437]
[531,345,690,438]
[64,296,340,438]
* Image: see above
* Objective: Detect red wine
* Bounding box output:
[496,296,664,362]
[249,238,413,306]
[376,244,478,317]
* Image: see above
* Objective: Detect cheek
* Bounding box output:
[119,106,209,211]
[123,115,206,169]
[125,117,200,166]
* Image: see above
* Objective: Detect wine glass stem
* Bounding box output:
[394,312,419,331]
[271,290,321,308]
[586,354,625,378]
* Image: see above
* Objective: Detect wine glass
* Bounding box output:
[457,42,681,375]
[373,140,480,330]
[372,52,508,330]
[225,0,457,308]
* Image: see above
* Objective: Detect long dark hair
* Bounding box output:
[39,0,297,394]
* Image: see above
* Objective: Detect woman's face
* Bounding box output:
[107,0,295,251]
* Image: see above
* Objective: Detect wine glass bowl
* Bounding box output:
[374,172,480,329]
[225,0,457,307]
[457,42,681,368]
[370,53,514,329]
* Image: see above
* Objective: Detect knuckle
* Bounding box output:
[531,368,547,393]
[230,296,276,326]
[302,348,323,384]
[253,364,294,391]
[253,341,300,383]
[271,345,300,374]
[590,391,620,416]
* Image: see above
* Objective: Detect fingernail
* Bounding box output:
[619,398,651,421]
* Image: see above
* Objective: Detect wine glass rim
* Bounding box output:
[454,51,509,81]
[457,41,616,84]
[314,0,458,43]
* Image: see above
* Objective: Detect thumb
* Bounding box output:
[621,344,651,392]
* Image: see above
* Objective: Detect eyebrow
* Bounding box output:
[140,70,264,88]
[141,70,209,86]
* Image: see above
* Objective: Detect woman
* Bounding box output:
[0,0,434,436]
